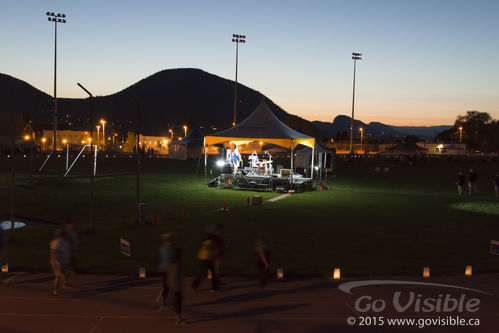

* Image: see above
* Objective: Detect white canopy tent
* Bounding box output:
[203,100,316,185]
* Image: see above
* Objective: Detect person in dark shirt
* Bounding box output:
[456,171,465,196]
[158,233,186,325]
[468,169,478,195]
[256,233,270,291]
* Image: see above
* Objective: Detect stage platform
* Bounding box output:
[211,173,317,192]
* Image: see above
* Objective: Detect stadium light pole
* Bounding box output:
[232,34,246,126]
[350,52,362,153]
[46,12,67,153]
[77,82,95,232]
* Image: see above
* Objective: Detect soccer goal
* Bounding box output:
[64,144,98,177]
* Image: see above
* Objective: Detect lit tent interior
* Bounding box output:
[203,100,316,183]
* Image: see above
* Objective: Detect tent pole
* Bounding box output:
[203,138,207,185]
[319,153,323,184]
[310,144,315,179]
[324,154,328,185]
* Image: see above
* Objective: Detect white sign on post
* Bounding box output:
[120,238,130,256]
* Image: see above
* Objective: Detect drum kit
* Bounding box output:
[246,151,273,176]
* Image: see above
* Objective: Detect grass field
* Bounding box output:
[1,154,499,278]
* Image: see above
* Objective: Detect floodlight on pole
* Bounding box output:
[350,52,362,153]
[232,34,246,126]
[96,125,100,146]
[183,125,187,137]
[46,11,67,152]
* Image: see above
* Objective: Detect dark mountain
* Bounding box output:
[0,69,318,137]
[391,125,452,138]
[313,116,451,140]
[0,73,53,124]
[313,116,403,139]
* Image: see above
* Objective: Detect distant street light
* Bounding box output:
[350,52,362,153]
[96,125,100,146]
[46,11,67,152]
[183,125,187,137]
[360,127,364,152]
[232,34,246,126]
[100,120,106,146]
[459,126,463,155]
[169,129,173,139]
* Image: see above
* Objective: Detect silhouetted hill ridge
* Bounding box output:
[313,116,451,139]
[0,69,318,137]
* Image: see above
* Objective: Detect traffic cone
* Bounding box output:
[182,208,186,217]
[222,201,228,211]
[246,197,250,206]
[228,178,231,185]
[157,214,161,225]
[320,184,323,191]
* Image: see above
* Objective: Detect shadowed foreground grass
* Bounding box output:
[1,155,499,277]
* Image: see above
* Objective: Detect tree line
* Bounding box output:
[437,111,499,152]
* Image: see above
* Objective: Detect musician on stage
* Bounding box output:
[249,151,259,168]
[231,145,242,175]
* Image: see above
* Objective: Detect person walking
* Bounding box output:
[468,169,478,195]
[191,225,219,292]
[65,220,78,284]
[158,233,186,325]
[494,172,499,198]
[456,171,465,197]
[255,233,270,291]
[213,224,226,286]
[49,230,70,296]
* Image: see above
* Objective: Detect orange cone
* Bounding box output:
[157,214,161,225]
[228,178,231,185]
[222,201,227,211]
[320,184,323,191]
[182,208,186,217]
[246,197,250,206]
